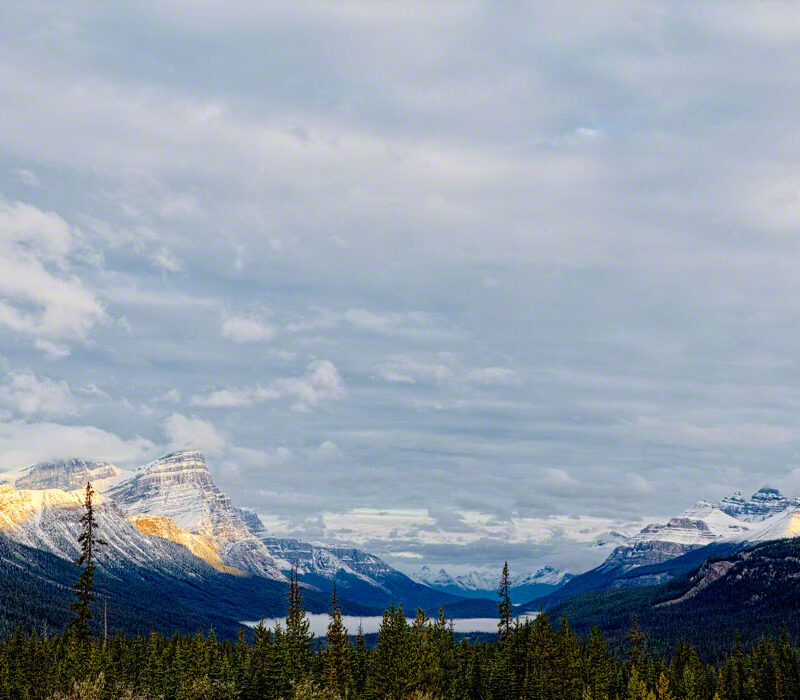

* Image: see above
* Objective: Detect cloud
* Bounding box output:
[467,367,519,386]
[276,360,345,411]
[0,199,105,349]
[0,371,75,418]
[17,168,40,187]
[221,316,276,343]
[0,419,156,471]
[377,355,454,384]
[157,193,204,220]
[163,413,226,456]
[151,248,183,273]
[626,417,795,447]
[192,360,345,412]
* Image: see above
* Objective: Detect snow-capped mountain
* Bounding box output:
[239,511,462,610]
[0,450,456,612]
[725,498,800,544]
[599,500,749,572]
[716,487,792,522]
[0,483,224,580]
[414,565,573,603]
[106,451,285,579]
[12,458,123,492]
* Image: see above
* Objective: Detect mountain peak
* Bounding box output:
[14,458,122,492]
[716,487,791,522]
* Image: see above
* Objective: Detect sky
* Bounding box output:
[2,1,800,576]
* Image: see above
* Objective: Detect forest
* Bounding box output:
[3,485,799,699]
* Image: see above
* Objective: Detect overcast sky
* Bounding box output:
[2,1,800,576]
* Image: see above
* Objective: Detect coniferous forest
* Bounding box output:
[1,485,800,700]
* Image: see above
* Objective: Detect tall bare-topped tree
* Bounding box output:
[69,481,107,643]
[498,561,512,639]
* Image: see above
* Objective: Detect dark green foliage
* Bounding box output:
[69,482,106,644]
[0,607,799,699]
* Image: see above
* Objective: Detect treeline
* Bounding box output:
[2,587,800,699]
[4,485,799,699]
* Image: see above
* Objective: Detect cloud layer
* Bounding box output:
[1,2,800,573]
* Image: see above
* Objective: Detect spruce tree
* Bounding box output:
[69,482,107,644]
[352,623,368,697]
[323,583,352,695]
[284,567,314,686]
[369,604,412,700]
[498,561,512,639]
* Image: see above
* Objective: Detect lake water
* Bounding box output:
[242,614,536,636]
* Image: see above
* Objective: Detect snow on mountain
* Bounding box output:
[630,500,750,547]
[0,483,223,580]
[415,565,572,592]
[107,451,285,579]
[108,451,249,540]
[128,513,243,575]
[599,501,751,573]
[12,458,124,492]
[716,487,792,522]
[725,498,800,544]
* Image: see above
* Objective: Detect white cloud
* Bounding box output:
[157,192,203,220]
[163,412,226,456]
[277,360,345,411]
[191,360,345,411]
[221,316,276,343]
[467,366,519,386]
[151,248,183,273]
[34,339,71,358]
[0,371,75,418]
[309,440,344,461]
[377,355,453,384]
[626,416,795,447]
[17,168,40,187]
[0,419,156,471]
[0,200,105,349]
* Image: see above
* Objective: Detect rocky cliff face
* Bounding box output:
[598,501,750,574]
[0,483,220,579]
[108,451,249,541]
[128,513,243,575]
[716,487,791,522]
[108,451,285,579]
[14,458,122,492]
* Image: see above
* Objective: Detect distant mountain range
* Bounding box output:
[414,565,574,603]
[0,451,463,636]
[536,487,800,605]
[3,451,800,642]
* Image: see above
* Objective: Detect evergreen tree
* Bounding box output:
[498,561,512,639]
[352,623,368,697]
[369,604,412,700]
[69,482,107,644]
[323,583,352,695]
[284,568,315,687]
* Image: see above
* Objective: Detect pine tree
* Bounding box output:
[352,623,368,697]
[284,567,314,686]
[369,604,412,700]
[498,561,512,639]
[69,482,107,644]
[627,615,647,673]
[323,583,352,695]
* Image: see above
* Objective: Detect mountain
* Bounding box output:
[12,458,123,491]
[535,500,751,605]
[415,565,573,603]
[0,450,458,628]
[544,537,800,657]
[726,497,800,543]
[106,451,286,579]
[716,487,791,522]
[241,513,464,611]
